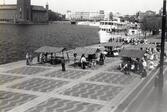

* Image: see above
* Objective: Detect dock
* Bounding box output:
[0,52,165,112]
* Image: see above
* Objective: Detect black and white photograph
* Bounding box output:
[0,0,166,112]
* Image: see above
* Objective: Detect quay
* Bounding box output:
[0,42,166,112]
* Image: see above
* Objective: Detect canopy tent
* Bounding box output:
[35,46,69,64]
[119,49,145,59]
[125,44,156,50]
[68,47,101,56]
[136,44,157,49]
[102,42,123,47]
[85,45,105,51]
[35,46,65,53]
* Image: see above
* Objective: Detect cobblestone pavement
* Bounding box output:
[9,78,69,93]
[0,91,36,112]
[87,72,137,85]
[59,83,123,101]
[25,98,103,112]
[0,75,23,85]
[41,70,90,80]
[0,58,142,112]
[5,66,50,75]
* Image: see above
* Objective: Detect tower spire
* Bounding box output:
[46,1,49,10]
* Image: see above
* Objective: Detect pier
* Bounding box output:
[0,44,166,112]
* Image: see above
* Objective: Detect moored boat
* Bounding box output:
[98,18,141,43]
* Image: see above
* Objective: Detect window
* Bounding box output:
[109,22,113,25]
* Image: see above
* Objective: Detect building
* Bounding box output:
[0,0,48,24]
[66,10,105,21]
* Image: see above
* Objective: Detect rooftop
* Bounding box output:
[0,5,16,10]
[31,5,47,11]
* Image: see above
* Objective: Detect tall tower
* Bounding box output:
[46,2,49,10]
[17,0,31,21]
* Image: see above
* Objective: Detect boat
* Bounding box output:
[77,21,100,27]
[98,18,141,43]
[70,20,77,25]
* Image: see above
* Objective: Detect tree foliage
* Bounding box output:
[140,15,161,35]
[48,10,65,21]
[123,15,137,23]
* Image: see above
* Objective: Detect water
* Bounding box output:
[0,24,99,64]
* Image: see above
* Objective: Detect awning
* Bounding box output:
[68,47,100,55]
[35,46,65,53]
[102,42,123,47]
[125,44,156,49]
[85,46,105,51]
[136,44,157,49]
[119,49,145,58]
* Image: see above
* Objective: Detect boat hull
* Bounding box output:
[98,30,127,43]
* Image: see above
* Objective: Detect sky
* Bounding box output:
[0,0,163,15]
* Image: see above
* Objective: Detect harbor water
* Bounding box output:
[0,24,99,64]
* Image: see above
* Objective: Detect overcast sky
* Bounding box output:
[0,0,163,15]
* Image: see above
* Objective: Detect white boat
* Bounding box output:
[77,21,89,25]
[98,18,141,43]
[89,22,100,27]
[77,21,100,27]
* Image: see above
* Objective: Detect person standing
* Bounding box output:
[99,53,105,65]
[73,53,77,67]
[26,53,29,65]
[29,54,33,65]
[91,59,96,69]
[61,57,66,71]
[80,54,86,69]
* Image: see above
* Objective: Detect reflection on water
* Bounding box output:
[0,24,99,64]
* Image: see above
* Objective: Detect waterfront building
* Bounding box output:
[104,12,124,21]
[66,10,105,21]
[0,0,48,24]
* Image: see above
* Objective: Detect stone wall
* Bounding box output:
[32,10,48,23]
[17,0,31,21]
[0,9,16,22]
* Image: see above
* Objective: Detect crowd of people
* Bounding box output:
[118,44,160,78]
[28,37,163,78]
[37,53,67,65]
[119,58,147,78]
[109,37,160,46]
[78,52,106,69]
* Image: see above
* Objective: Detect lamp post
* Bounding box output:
[159,0,166,88]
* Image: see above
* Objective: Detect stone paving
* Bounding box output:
[9,78,69,93]
[87,72,137,85]
[42,70,90,80]
[0,57,143,112]
[25,98,103,112]
[59,83,123,101]
[0,91,36,112]
[5,66,50,75]
[0,75,23,85]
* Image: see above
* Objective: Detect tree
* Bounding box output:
[123,15,138,23]
[140,15,161,35]
[48,10,65,21]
